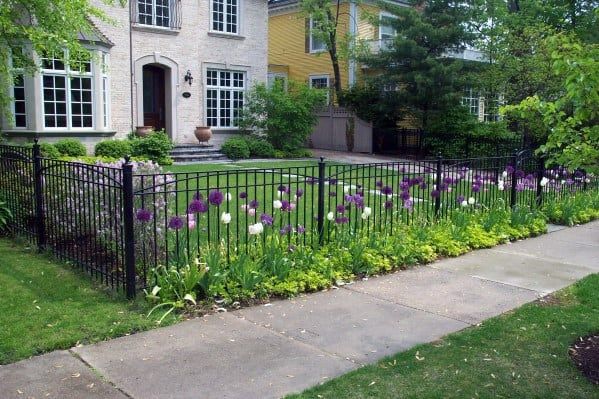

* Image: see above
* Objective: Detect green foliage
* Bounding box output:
[94,140,132,158]
[542,190,599,226]
[22,142,60,159]
[0,200,12,234]
[53,139,87,157]
[238,80,326,152]
[130,130,173,165]
[503,34,599,173]
[221,136,251,160]
[244,136,276,158]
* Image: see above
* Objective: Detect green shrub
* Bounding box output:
[22,142,60,158]
[273,148,312,159]
[221,137,250,160]
[95,140,132,158]
[54,139,87,157]
[0,199,12,234]
[130,130,173,165]
[244,136,275,158]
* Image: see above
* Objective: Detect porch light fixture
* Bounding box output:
[184,70,193,85]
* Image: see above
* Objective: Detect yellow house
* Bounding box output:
[268,0,407,97]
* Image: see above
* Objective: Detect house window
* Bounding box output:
[42,54,94,129]
[206,69,245,128]
[101,53,110,128]
[461,88,480,117]
[211,0,239,34]
[483,93,504,122]
[137,0,171,27]
[309,18,327,53]
[310,75,330,103]
[379,12,397,50]
[13,75,27,128]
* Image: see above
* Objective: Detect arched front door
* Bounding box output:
[142,65,166,132]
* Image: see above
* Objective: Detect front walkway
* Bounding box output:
[1,222,598,399]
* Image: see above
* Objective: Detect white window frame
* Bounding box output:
[267,72,288,90]
[309,74,330,104]
[40,53,96,131]
[101,52,110,129]
[12,74,27,129]
[379,11,398,50]
[205,69,246,129]
[461,88,480,120]
[210,0,241,35]
[309,17,327,53]
[137,0,171,28]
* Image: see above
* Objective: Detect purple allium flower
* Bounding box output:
[249,199,259,209]
[297,225,305,234]
[329,191,337,197]
[525,174,534,182]
[239,191,247,199]
[187,199,208,214]
[439,183,448,192]
[574,170,584,178]
[356,190,364,197]
[381,185,393,196]
[430,190,440,198]
[354,195,364,209]
[277,184,287,193]
[344,194,354,203]
[515,170,525,179]
[208,190,224,206]
[472,184,481,193]
[516,183,525,192]
[296,188,304,198]
[456,195,465,203]
[384,200,393,209]
[505,165,515,174]
[400,181,410,191]
[281,199,291,212]
[566,178,574,185]
[400,190,411,201]
[168,216,184,230]
[419,182,428,190]
[403,199,413,210]
[335,216,349,224]
[136,208,152,223]
[260,213,274,225]
[336,204,346,214]
[329,178,338,185]
[376,180,383,188]
[280,224,293,235]
[443,176,453,185]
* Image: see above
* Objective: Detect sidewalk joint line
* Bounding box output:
[488,248,596,269]
[68,349,135,399]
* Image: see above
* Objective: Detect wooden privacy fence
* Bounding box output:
[310,106,372,153]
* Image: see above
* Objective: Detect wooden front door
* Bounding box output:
[143,65,166,132]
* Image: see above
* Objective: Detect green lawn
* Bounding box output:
[0,239,175,365]
[288,274,599,399]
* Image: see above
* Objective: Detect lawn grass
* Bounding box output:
[288,273,599,399]
[0,239,175,365]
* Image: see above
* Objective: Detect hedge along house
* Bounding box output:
[1,0,268,149]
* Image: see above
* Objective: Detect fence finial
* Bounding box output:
[124,155,131,164]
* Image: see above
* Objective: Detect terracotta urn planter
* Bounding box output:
[194,126,212,145]
[136,126,154,137]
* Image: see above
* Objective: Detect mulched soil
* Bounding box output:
[569,333,599,385]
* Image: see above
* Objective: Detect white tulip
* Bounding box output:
[277,191,282,198]
[273,200,282,209]
[343,185,350,193]
[502,171,508,178]
[498,181,505,191]
[226,192,232,201]
[248,222,264,235]
[461,200,468,207]
[540,177,549,187]
[220,212,231,224]
[363,206,372,217]
[468,197,476,205]
[327,211,334,221]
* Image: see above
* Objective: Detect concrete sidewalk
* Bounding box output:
[1,222,598,399]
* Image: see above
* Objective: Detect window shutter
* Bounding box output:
[305,19,310,53]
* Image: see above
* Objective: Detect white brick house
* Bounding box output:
[2,0,268,148]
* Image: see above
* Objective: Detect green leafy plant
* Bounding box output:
[145,263,204,323]
[131,130,173,165]
[0,199,13,234]
[221,136,250,160]
[244,136,276,158]
[53,138,87,157]
[95,140,132,158]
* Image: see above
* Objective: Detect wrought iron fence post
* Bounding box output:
[510,151,519,208]
[435,154,442,218]
[535,156,545,207]
[317,157,326,245]
[32,140,46,252]
[122,157,137,299]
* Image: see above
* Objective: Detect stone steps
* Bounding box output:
[170,145,228,163]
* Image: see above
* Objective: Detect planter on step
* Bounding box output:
[194,126,212,145]
[136,126,154,137]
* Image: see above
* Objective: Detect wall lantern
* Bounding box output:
[184,70,193,85]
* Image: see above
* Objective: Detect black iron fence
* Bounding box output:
[1,141,596,298]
